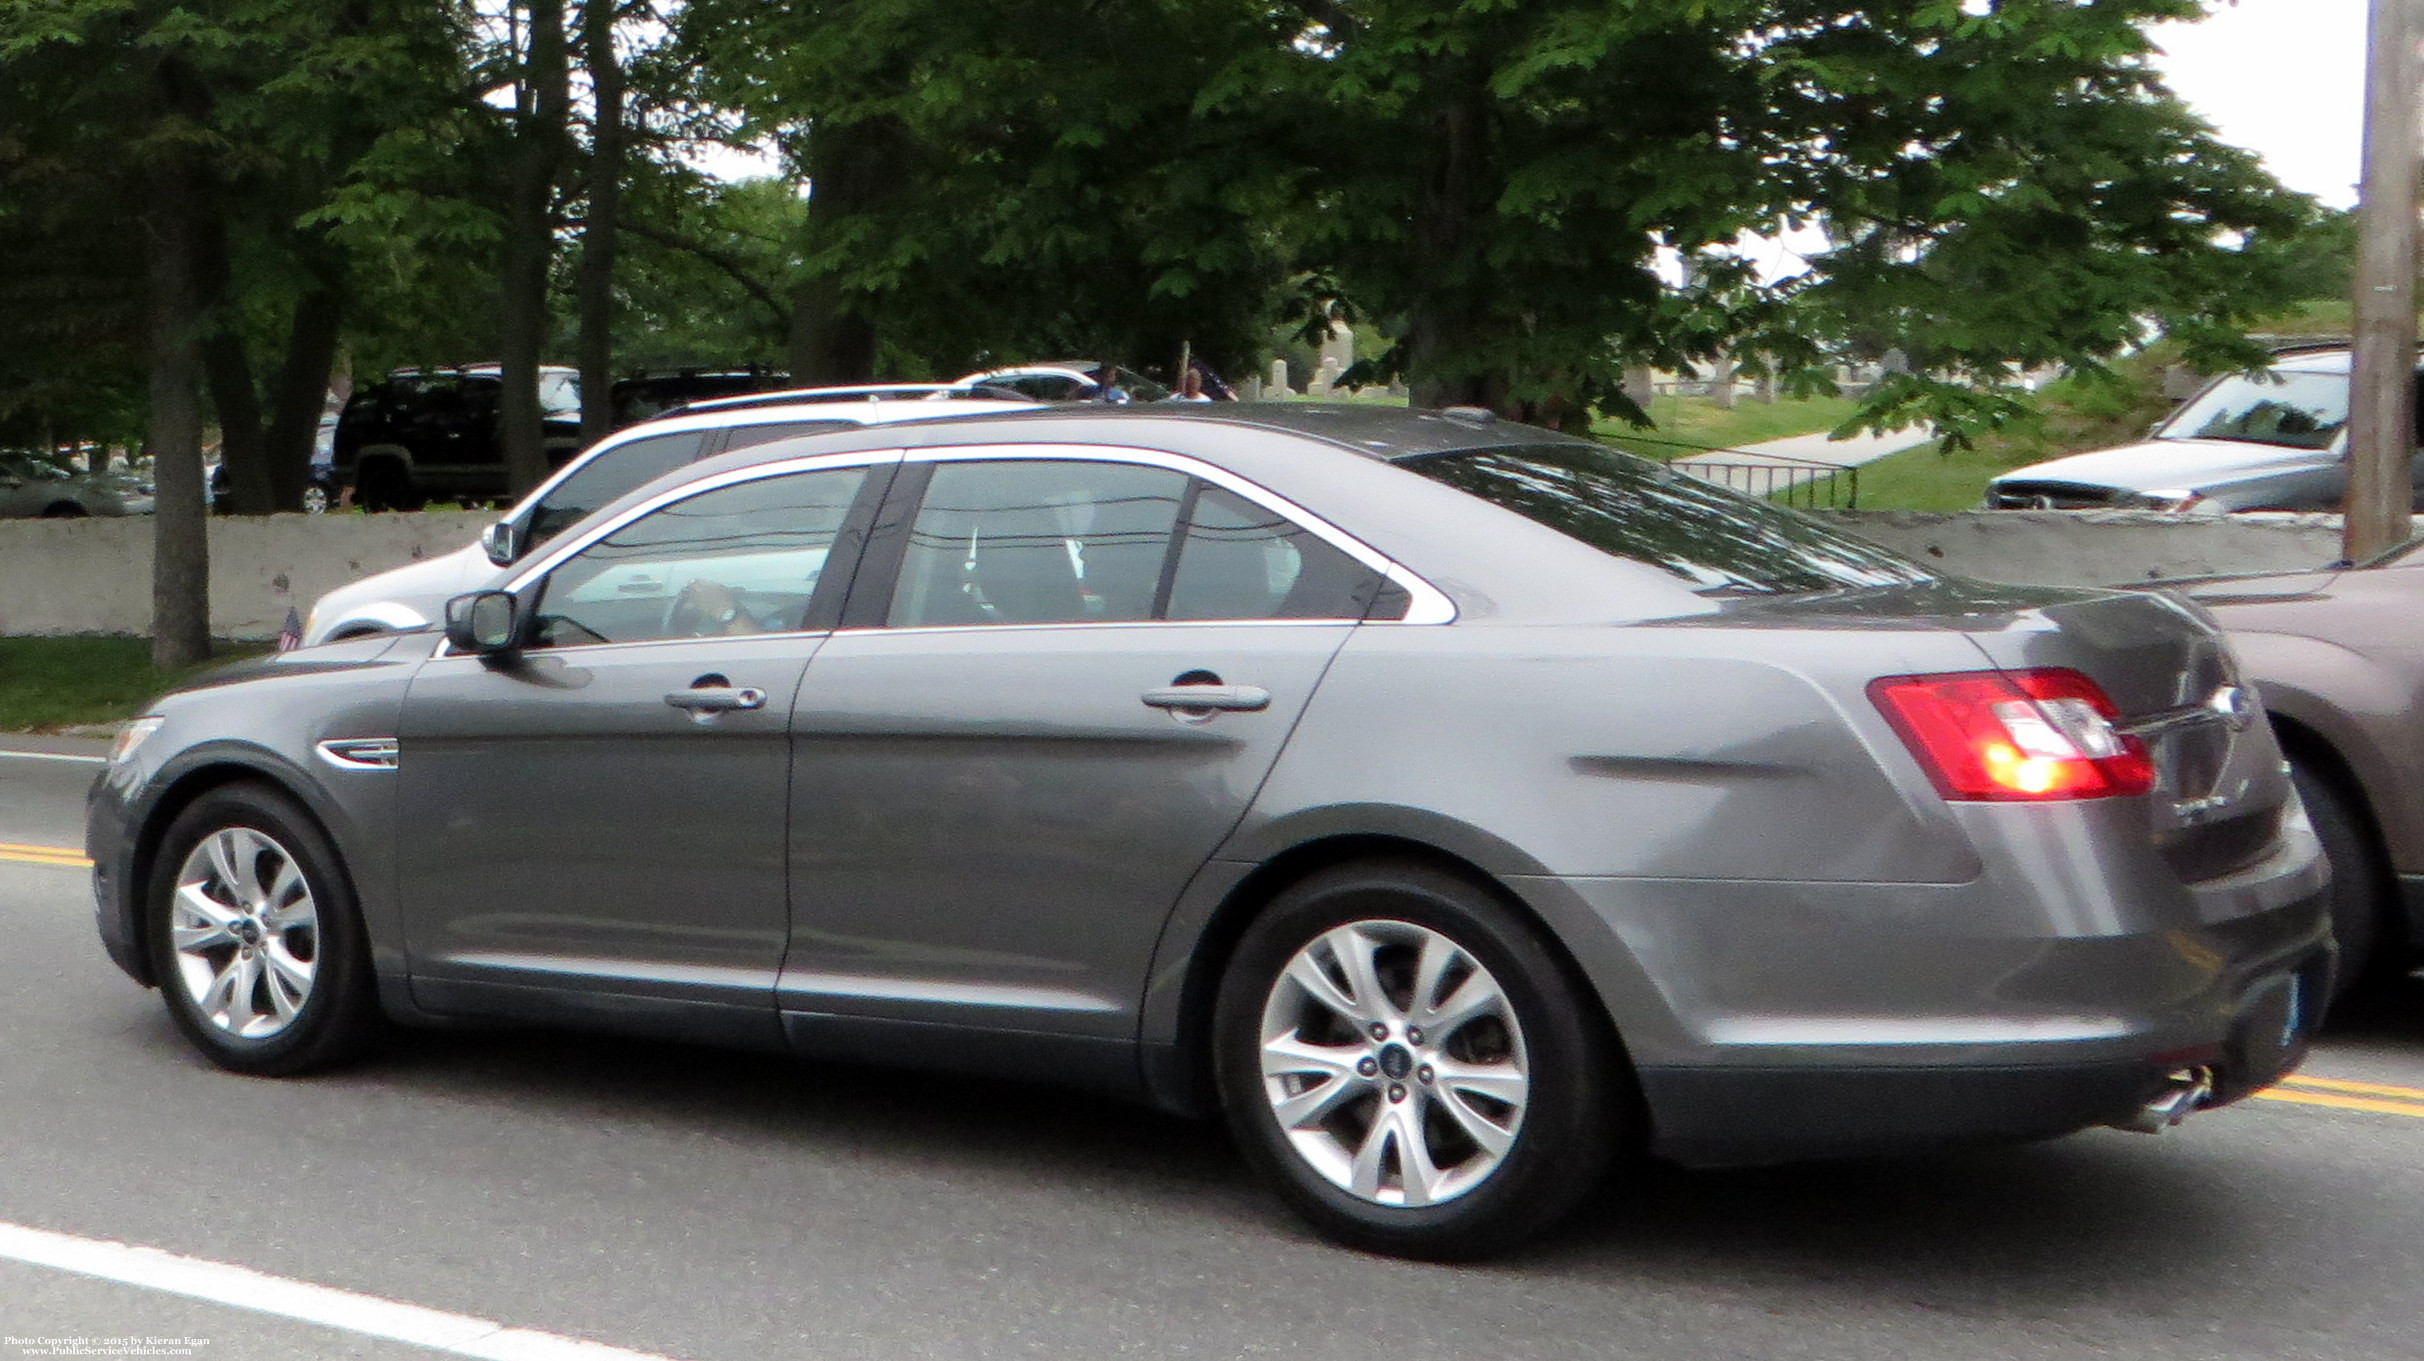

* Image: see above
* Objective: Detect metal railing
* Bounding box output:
[1675,455,1860,509]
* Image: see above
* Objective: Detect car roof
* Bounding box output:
[598,396,1045,443]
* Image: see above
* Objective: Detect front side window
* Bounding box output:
[524,431,708,551]
[529,464,869,649]
[889,460,1189,626]
[1404,443,1933,596]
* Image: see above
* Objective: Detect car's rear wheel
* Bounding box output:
[39,501,87,518]
[1213,860,1624,1259]
[300,484,330,515]
[146,784,380,1076]
[2292,760,2403,1002]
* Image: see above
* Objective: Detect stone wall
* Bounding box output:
[0,508,2409,641]
[0,512,491,640]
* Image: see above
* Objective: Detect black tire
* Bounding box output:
[144,784,381,1076]
[354,461,422,513]
[2292,761,2402,1003]
[39,501,88,518]
[1212,859,1626,1259]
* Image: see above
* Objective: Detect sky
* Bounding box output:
[2149,0,2368,209]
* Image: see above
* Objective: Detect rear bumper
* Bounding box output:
[1637,934,2329,1166]
[1509,794,2333,1167]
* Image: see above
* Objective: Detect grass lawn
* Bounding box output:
[0,637,267,734]
[1595,393,1860,461]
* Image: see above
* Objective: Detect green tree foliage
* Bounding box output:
[1274,0,2324,434]
[682,0,1321,382]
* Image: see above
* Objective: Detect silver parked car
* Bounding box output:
[90,406,2330,1258]
[1986,345,2407,513]
[302,393,1039,645]
[0,451,150,517]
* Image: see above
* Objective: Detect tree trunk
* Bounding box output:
[1404,82,1496,414]
[262,263,345,510]
[786,116,905,385]
[787,274,877,385]
[576,0,625,444]
[201,330,268,515]
[500,0,570,496]
[146,192,211,669]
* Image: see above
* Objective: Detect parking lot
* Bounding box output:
[0,741,2419,1360]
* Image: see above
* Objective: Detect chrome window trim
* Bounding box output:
[896,443,1457,625]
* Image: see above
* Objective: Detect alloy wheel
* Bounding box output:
[168,827,321,1039]
[1257,919,1531,1207]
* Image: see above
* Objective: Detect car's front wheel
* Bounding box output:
[300,484,330,514]
[2291,760,2403,1002]
[146,784,380,1076]
[1213,860,1626,1259]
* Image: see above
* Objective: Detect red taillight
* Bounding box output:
[1868,668,2154,802]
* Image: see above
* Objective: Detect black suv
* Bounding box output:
[334,365,582,510]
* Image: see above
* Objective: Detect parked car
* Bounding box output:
[207,416,343,514]
[608,367,791,428]
[1986,346,2413,513]
[91,405,2330,1259]
[333,365,583,511]
[957,361,1172,403]
[302,392,1041,645]
[2171,548,2424,997]
[0,451,150,518]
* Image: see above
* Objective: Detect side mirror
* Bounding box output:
[480,518,521,566]
[443,591,521,655]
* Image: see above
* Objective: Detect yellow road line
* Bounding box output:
[2276,1073,2424,1102]
[2253,1087,2424,1119]
[0,845,89,868]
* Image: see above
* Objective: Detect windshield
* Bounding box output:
[1402,443,1934,596]
[2160,369,2348,450]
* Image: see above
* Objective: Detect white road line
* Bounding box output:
[0,1221,683,1361]
[0,750,105,764]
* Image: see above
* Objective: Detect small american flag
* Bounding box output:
[276,607,302,652]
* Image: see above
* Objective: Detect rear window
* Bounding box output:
[1402,444,1933,595]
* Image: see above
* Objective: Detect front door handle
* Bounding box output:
[665,685,767,714]
[1142,684,1271,713]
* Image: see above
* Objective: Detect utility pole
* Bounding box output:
[2344,0,2424,564]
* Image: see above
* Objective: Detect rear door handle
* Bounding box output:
[665,686,767,714]
[1142,685,1271,713]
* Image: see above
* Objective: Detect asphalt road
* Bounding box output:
[4,742,2423,1361]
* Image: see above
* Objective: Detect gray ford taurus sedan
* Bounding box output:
[89,405,2332,1258]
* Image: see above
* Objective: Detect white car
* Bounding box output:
[303,395,1039,645]
[955,362,1172,404]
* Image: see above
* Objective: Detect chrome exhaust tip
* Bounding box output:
[2112,1066,2215,1134]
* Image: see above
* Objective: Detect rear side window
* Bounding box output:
[1403,444,1932,595]
[889,460,1189,626]
[525,431,708,549]
[1166,486,1386,620]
